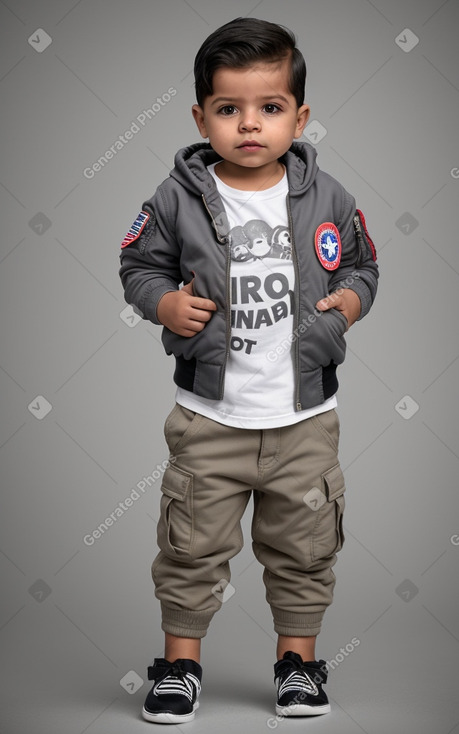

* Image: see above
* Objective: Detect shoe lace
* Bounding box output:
[277,656,327,699]
[153,661,199,702]
[166,661,188,680]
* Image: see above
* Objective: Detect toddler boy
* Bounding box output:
[119,16,378,724]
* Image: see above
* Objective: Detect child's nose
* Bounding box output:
[239,110,261,131]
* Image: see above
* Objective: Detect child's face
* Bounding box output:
[192,59,309,175]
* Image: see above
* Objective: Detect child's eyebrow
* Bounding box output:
[210,94,290,106]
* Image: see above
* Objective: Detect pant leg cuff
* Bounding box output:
[271,608,324,637]
[160,603,214,639]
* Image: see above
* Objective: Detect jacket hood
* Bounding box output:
[169,140,319,196]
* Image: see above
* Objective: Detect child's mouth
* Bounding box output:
[238,141,264,151]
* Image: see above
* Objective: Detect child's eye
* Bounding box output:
[218,105,237,116]
[263,104,281,114]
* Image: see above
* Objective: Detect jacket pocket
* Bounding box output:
[329,307,348,334]
[311,463,345,562]
[299,304,347,371]
[161,309,226,363]
[322,308,347,363]
[157,465,194,557]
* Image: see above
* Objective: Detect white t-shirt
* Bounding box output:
[176,162,337,428]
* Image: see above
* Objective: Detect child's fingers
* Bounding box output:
[181,280,195,295]
[315,295,334,311]
[190,296,217,312]
[182,278,217,311]
[316,289,361,328]
[186,307,214,327]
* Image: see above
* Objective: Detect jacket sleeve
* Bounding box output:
[118,187,182,325]
[329,187,379,320]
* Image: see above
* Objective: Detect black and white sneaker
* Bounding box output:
[274,651,330,716]
[142,658,202,724]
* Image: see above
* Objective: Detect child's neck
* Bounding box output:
[214,160,285,191]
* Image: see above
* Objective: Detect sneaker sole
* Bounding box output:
[142,702,199,724]
[276,702,331,716]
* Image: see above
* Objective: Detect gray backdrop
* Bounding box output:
[1,1,458,732]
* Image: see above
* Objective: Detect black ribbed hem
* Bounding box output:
[322,362,338,401]
[173,356,197,393]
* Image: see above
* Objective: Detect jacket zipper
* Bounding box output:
[202,194,231,400]
[286,194,302,411]
[353,212,365,268]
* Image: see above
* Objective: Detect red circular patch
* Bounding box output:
[314,222,342,271]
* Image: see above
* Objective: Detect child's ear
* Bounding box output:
[192,104,208,138]
[294,104,310,139]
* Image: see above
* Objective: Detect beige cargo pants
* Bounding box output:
[152,404,346,639]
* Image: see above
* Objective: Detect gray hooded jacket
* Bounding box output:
[119,141,379,410]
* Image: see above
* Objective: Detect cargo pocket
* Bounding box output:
[311,463,345,562]
[157,464,194,558]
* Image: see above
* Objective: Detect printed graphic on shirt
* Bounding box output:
[230,268,294,353]
[229,219,291,262]
[229,221,294,357]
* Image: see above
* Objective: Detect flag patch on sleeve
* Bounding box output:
[121,211,150,249]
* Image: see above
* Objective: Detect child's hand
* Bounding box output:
[316,289,361,330]
[157,279,217,337]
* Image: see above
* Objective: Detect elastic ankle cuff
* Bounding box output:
[160,603,213,639]
[271,608,324,637]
